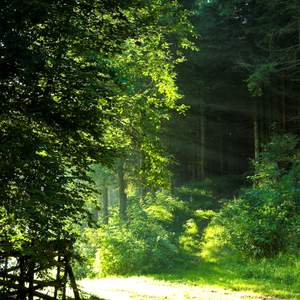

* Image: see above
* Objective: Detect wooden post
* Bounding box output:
[3,256,8,294]
[66,261,80,300]
[62,262,68,300]
[54,256,61,300]
[18,256,26,300]
[28,261,35,300]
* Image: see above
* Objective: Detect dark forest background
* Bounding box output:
[169,0,300,185]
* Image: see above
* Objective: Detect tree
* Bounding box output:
[0,0,195,295]
[167,0,300,185]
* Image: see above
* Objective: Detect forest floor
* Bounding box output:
[79,277,276,300]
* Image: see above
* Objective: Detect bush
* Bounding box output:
[95,221,180,275]
[75,191,189,277]
[94,226,147,275]
[216,134,300,257]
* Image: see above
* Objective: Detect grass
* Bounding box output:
[79,254,300,300]
[149,252,300,299]
[145,224,300,299]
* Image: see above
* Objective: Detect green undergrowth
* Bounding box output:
[147,223,300,299]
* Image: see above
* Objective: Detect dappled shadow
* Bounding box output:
[148,259,300,299]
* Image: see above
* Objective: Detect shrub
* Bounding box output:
[93,212,181,275]
[216,134,300,257]
[75,191,188,277]
[94,226,147,275]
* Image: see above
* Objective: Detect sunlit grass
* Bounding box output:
[149,253,300,299]
[144,225,300,299]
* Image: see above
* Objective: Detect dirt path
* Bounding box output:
[79,277,276,300]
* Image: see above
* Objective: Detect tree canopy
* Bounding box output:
[0,0,194,256]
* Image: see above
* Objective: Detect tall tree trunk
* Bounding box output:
[261,92,267,145]
[219,128,224,175]
[117,160,127,221]
[195,109,201,179]
[268,91,273,136]
[139,152,147,199]
[200,104,206,178]
[102,186,109,225]
[254,99,260,161]
[298,18,300,48]
[282,77,287,130]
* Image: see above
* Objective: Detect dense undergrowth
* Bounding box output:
[75,134,300,298]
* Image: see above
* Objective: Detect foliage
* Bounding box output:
[216,134,300,257]
[94,220,179,276]
[198,0,300,92]
[246,63,276,97]
[166,177,240,256]
[0,0,194,262]
[0,207,30,252]
[73,228,99,279]
[74,191,190,277]
[200,223,227,262]
[179,218,201,254]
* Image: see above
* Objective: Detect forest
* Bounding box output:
[1,0,300,299]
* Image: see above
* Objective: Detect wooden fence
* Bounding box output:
[0,241,80,300]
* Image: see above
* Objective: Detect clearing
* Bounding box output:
[79,277,277,300]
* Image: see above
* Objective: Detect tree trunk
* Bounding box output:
[195,108,201,179]
[254,99,260,161]
[282,77,287,130]
[117,160,127,221]
[139,152,147,200]
[200,104,206,178]
[102,186,109,225]
[219,129,224,175]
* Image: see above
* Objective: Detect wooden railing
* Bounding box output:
[0,242,80,300]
